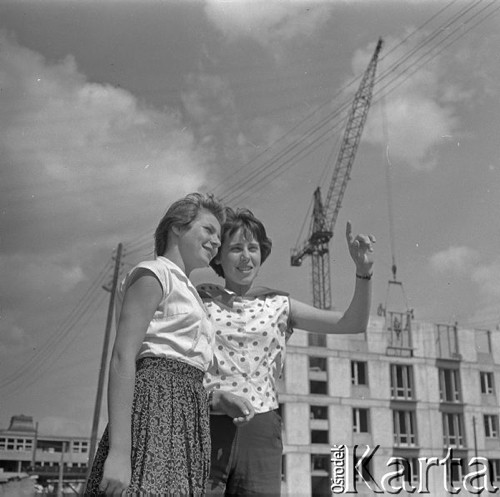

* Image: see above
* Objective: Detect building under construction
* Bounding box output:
[1,312,499,496]
[278,314,500,496]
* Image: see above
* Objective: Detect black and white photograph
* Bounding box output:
[1,0,499,495]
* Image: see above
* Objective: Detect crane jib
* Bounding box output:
[291,38,383,310]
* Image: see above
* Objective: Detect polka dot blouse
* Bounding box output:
[198,284,294,413]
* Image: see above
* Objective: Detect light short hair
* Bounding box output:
[154,193,225,257]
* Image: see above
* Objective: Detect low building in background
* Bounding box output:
[0,414,89,494]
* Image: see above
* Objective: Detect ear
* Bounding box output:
[171,224,182,237]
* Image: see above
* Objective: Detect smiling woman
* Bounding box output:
[209,209,272,295]
[84,193,227,496]
[197,207,375,496]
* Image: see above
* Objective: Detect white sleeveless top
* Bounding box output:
[116,257,215,371]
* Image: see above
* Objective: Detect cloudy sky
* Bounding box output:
[1,0,499,437]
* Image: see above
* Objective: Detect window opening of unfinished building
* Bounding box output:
[490,459,500,484]
[442,412,465,447]
[352,408,370,433]
[390,363,414,400]
[475,328,492,355]
[392,409,417,447]
[310,405,328,420]
[311,429,329,444]
[309,356,327,372]
[480,371,495,395]
[311,476,331,497]
[309,356,328,395]
[309,380,328,395]
[439,367,462,403]
[436,324,460,359]
[311,454,330,474]
[351,360,368,386]
[484,414,499,439]
[311,454,331,497]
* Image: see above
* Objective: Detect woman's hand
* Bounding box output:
[99,452,131,496]
[346,221,375,277]
[211,391,255,426]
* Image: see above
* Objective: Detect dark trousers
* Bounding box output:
[206,410,283,497]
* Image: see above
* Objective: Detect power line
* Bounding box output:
[210,0,460,202]
[0,256,116,393]
[209,1,498,209]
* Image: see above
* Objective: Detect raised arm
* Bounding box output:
[100,270,162,496]
[290,221,375,335]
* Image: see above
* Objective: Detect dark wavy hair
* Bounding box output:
[154,193,226,257]
[210,207,272,278]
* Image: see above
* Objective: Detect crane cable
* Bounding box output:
[380,92,398,283]
[0,257,114,392]
[380,90,411,316]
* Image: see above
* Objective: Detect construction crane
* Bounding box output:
[291,38,383,310]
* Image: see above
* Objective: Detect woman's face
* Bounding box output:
[177,208,221,274]
[216,228,262,293]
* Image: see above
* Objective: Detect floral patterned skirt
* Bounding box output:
[85,357,210,496]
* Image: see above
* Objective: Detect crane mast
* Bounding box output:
[291,38,383,310]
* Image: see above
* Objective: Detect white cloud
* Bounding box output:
[204,0,333,54]
[429,246,479,274]
[359,34,461,170]
[381,96,457,170]
[0,31,210,223]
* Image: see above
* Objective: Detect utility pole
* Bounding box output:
[473,415,479,462]
[30,422,38,470]
[87,243,123,473]
[57,442,66,497]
